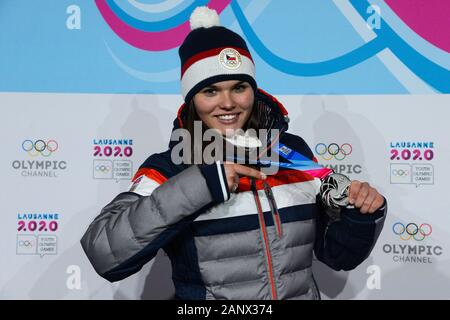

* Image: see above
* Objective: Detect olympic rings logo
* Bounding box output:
[392,169,409,176]
[18,240,35,247]
[22,139,58,157]
[392,222,432,241]
[315,143,352,161]
[95,164,111,172]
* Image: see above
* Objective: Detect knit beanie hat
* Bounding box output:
[179,6,257,104]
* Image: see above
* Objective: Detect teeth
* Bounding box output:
[218,114,237,120]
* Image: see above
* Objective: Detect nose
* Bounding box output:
[219,91,235,110]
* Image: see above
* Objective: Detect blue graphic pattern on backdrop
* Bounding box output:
[0,0,448,94]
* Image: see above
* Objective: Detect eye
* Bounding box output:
[201,88,216,96]
[234,84,248,92]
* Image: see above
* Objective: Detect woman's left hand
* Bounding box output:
[348,181,385,214]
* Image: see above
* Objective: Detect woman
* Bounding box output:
[81,7,386,300]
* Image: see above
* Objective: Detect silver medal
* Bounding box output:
[320,172,352,209]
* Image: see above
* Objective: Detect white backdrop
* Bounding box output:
[1,93,449,299]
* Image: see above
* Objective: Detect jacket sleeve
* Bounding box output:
[314,197,387,271]
[284,132,387,271]
[80,162,230,282]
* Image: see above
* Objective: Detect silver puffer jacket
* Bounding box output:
[81,89,386,300]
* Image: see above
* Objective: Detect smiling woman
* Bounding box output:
[81,6,387,300]
[194,80,254,135]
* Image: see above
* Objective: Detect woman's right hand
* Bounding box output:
[224,162,267,193]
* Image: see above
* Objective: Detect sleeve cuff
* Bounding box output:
[198,161,230,203]
[342,197,387,223]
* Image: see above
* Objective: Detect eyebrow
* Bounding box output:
[202,81,246,91]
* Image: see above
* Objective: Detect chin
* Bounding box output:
[220,125,244,136]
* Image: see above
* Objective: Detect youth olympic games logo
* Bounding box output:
[95,163,112,173]
[18,239,35,247]
[391,168,410,177]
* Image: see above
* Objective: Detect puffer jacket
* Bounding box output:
[80,89,387,300]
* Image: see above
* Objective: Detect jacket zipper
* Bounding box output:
[263,181,283,239]
[251,178,278,300]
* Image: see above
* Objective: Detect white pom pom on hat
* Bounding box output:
[180,6,257,103]
[189,6,221,30]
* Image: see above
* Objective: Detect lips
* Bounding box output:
[215,113,240,124]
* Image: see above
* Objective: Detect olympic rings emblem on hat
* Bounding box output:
[22,139,58,157]
[315,143,352,161]
[219,48,242,70]
[392,222,432,241]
